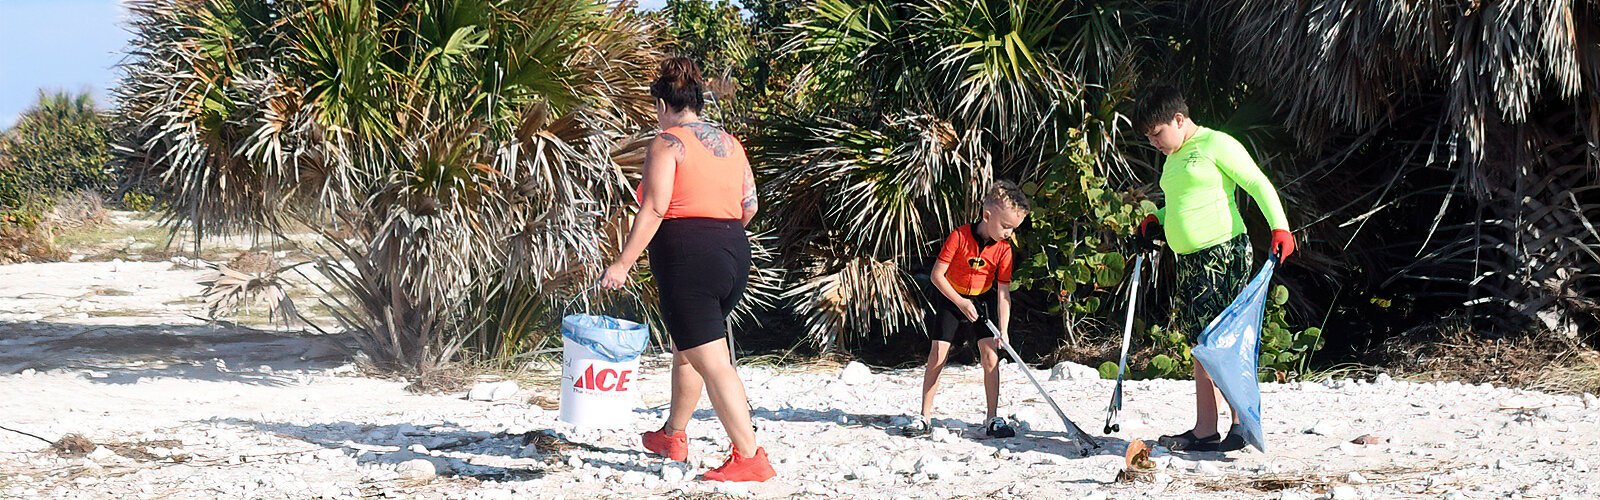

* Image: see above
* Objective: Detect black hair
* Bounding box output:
[649,57,705,113]
[1132,85,1189,134]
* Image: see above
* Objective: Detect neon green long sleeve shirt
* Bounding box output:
[1154,127,1290,255]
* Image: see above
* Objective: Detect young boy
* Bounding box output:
[1132,86,1297,452]
[903,181,1030,439]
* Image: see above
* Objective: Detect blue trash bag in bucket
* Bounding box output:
[560,314,650,363]
[1190,257,1276,452]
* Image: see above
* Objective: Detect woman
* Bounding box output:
[598,57,772,482]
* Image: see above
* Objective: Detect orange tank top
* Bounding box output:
[641,124,748,220]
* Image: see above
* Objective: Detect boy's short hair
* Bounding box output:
[985,180,1030,213]
[1132,85,1189,134]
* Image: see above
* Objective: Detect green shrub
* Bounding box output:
[1011,129,1156,336]
[121,191,158,212]
[1260,284,1325,380]
[0,91,114,225]
[1097,284,1326,381]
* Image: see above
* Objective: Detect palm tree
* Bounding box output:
[764,0,1600,355]
[1207,1,1600,339]
[117,0,665,374]
[757,0,1155,349]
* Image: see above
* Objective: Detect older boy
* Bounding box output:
[1133,86,1297,452]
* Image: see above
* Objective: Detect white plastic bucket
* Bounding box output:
[559,336,643,428]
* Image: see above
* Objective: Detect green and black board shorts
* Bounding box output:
[1172,233,1254,344]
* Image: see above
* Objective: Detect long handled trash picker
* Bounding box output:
[977,309,1100,452]
[1104,253,1147,434]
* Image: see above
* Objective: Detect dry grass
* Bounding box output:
[45,209,316,264]
[0,190,112,267]
[665,494,741,500]
[1192,465,1448,494]
[0,195,99,264]
[1191,472,1336,493]
[522,430,579,454]
[527,393,560,410]
[1529,349,1600,395]
[737,350,851,374]
[104,439,187,462]
[1047,330,1122,368]
[22,436,198,491]
[1300,363,1377,383]
[224,250,274,274]
[404,364,483,394]
[51,218,172,260]
[51,434,95,456]
[0,224,66,263]
[1376,318,1600,394]
[86,308,158,318]
[89,286,136,296]
[41,191,109,230]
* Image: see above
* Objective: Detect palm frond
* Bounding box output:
[783,257,927,349]
[117,0,664,374]
[198,260,307,328]
[1224,0,1590,173]
[756,112,990,263]
[920,0,1082,143]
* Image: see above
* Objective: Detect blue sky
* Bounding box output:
[0,0,133,128]
[0,0,670,129]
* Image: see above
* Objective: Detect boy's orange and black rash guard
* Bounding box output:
[936,224,1014,296]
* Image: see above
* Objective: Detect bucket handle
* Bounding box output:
[562,281,645,318]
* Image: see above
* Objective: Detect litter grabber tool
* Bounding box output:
[1105,252,1148,434]
[975,305,1100,452]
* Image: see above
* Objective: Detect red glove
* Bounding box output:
[1135,214,1163,250]
[1139,214,1163,238]
[1270,229,1296,261]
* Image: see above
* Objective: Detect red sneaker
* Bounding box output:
[702,447,776,482]
[641,428,688,462]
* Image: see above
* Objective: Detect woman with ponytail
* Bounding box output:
[599,57,773,482]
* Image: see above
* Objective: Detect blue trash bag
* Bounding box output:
[1190,258,1276,452]
[561,313,650,363]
